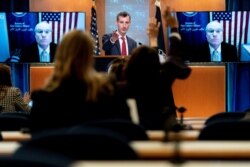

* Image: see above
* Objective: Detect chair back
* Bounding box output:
[83,119,149,141]
[199,120,250,140]
[204,111,246,125]
[15,126,138,160]
[0,112,30,131]
[0,156,69,167]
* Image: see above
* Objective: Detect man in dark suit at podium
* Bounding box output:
[194,20,238,62]
[20,21,57,63]
[102,11,137,56]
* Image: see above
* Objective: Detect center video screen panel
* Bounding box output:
[176,11,250,62]
[0,12,85,63]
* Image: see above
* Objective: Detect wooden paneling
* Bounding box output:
[30,65,226,118]
[163,0,225,11]
[29,66,54,92]
[173,65,226,118]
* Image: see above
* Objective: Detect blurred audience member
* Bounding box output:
[29,30,131,132]
[0,63,30,112]
[107,57,128,83]
[123,6,191,130]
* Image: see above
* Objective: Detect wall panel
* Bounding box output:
[173,65,226,118]
[30,65,226,118]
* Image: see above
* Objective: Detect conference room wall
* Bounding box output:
[29,64,226,118]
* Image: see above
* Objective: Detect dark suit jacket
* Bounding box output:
[19,42,57,63]
[102,33,137,55]
[193,42,238,62]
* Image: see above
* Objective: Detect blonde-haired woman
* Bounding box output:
[30,30,130,132]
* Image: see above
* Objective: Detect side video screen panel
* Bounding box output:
[0,12,85,63]
[176,11,250,62]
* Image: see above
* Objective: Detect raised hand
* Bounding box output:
[23,92,30,104]
[163,6,179,29]
[147,17,161,47]
[111,30,119,43]
[147,17,161,39]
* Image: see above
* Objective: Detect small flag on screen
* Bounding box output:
[211,11,250,47]
[212,12,232,21]
[40,12,79,44]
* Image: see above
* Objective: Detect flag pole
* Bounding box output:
[92,0,96,8]
[154,0,166,55]
[90,0,101,56]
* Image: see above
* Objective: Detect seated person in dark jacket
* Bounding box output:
[0,63,30,112]
[19,21,57,63]
[193,20,238,62]
[29,30,131,133]
[122,7,191,130]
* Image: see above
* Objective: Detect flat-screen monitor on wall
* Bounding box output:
[175,11,250,62]
[0,12,86,63]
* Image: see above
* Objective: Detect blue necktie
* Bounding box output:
[41,50,49,62]
[212,50,220,62]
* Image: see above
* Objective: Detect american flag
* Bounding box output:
[210,11,250,50]
[39,12,79,44]
[90,3,101,56]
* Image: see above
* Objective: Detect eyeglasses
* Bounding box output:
[206,29,223,34]
[35,29,52,34]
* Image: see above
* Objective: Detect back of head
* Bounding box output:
[0,64,12,86]
[45,30,113,101]
[107,57,127,82]
[54,30,95,80]
[46,30,95,89]
[125,45,160,83]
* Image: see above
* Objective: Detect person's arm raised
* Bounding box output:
[147,17,160,47]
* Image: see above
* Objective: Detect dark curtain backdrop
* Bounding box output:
[227,63,250,112]
[1,0,30,95]
[0,0,29,12]
[226,0,250,11]
[224,0,250,112]
[10,64,29,95]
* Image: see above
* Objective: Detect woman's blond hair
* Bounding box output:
[45,30,113,101]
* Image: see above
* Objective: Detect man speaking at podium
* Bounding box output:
[102,11,137,56]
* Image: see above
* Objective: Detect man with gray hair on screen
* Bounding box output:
[20,21,57,63]
[194,20,238,62]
